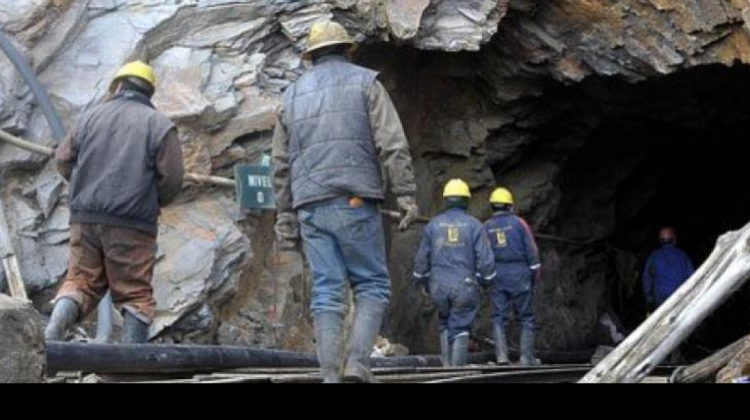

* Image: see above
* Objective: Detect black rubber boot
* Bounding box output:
[45,298,79,342]
[122,311,150,344]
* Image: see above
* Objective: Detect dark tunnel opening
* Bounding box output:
[354,42,750,358]
[550,64,750,358]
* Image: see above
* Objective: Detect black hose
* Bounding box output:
[46,342,496,374]
[1,28,116,341]
[0,28,67,141]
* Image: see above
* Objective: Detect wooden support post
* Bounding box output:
[581,223,750,383]
[1,128,236,189]
[0,198,27,300]
[670,335,750,384]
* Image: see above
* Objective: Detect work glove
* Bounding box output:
[275,211,300,251]
[420,283,430,299]
[413,275,430,298]
[532,267,542,282]
[397,196,419,231]
[475,273,491,291]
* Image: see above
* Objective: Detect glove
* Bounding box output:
[475,273,491,290]
[420,283,430,299]
[397,196,419,231]
[275,211,300,251]
[532,267,542,282]
[413,275,430,298]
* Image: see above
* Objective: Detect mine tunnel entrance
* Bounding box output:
[548,64,750,359]
[355,43,750,358]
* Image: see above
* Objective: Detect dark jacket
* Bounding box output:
[56,91,184,234]
[643,244,695,306]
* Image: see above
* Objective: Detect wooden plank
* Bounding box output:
[217,367,318,375]
[429,368,590,384]
[378,370,482,383]
[671,335,750,384]
[0,128,55,157]
[581,223,750,383]
[0,128,235,189]
[194,373,273,383]
[270,374,323,384]
[0,197,27,300]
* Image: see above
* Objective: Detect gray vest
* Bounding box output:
[283,56,383,209]
[69,92,174,234]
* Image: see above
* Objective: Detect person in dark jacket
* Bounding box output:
[643,227,695,308]
[46,61,184,344]
[413,179,496,367]
[272,21,418,383]
[484,187,542,366]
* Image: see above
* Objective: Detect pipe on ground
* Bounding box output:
[46,342,495,374]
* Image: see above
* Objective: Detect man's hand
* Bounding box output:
[275,211,300,251]
[397,196,419,231]
[413,274,430,298]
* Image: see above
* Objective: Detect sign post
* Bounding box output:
[235,154,276,211]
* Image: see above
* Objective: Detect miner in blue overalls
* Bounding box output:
[413,179,497,367]
[643,227,695,309]
[485,188,542,366]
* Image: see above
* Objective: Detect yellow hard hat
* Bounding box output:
[304,21,355,59]
[110,61,156,92]
[444,179,472,199]
[490,188,514,206]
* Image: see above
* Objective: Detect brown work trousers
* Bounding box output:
[56,224,158,322]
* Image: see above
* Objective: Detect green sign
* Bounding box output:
[235,160,276,211]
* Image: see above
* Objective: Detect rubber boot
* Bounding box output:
[451,333,470,367]
[94,292,114,344]
[314,312,345,384]
[441,330,452,367]
[45,298,79,342]
[520,327,541,367]
[344,298,387,383]
[122,310,150,344]
[493,324,510,366]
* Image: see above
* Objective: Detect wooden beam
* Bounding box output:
[0,198,27,300]
[671,335,750,384]
[0,128,55,156]
[581,223,750,383]
[0,128,236,189]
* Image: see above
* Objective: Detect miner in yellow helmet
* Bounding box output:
[272,21,418,383]
[48,61,184,344]
[484,187,542,366]
[413,179,496,367]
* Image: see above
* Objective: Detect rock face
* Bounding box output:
[0,295,45,383]
[2,0,750,353]
[150,196,250,343]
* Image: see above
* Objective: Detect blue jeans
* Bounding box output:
[299,198,391,316]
